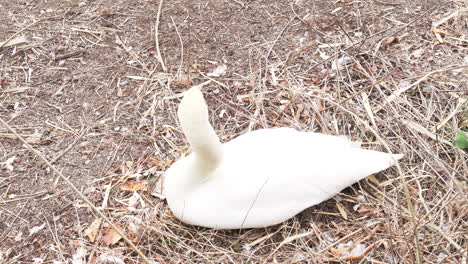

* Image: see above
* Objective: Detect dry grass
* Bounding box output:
[0,0,467,263]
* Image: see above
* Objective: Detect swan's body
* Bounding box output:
[164,85,403,229]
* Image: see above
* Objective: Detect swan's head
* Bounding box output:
[177,85,209,131]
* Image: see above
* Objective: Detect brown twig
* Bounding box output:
[155,0,167,72]
[54,49,87,61]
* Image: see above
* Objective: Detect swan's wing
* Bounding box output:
[226,128,400,191]
[202,128,400,227]
[179,128,402,228]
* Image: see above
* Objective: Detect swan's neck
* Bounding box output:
[186,120,223,172]
[178,86,223,174]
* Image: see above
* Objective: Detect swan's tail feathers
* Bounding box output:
[388,153,404,167]
[376,152,403,172]
[353,150,403,177]
[390,153,404,164]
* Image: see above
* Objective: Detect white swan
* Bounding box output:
[164,85,403,229]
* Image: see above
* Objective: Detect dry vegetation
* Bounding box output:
[0,0,467,263]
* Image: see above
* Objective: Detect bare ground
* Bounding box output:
[0,0,467,263]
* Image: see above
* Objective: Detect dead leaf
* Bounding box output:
[336,202,348,220]
[0,35,29,49]
[367,175,380,185]
[342,243,368,261]
[100,224,124,245]
[294,104,304,121]
[25,130,43,145]
[71,247,87,264]
[32,257,44,263]
[330,245,350,256]
[382,36,397,46]
[397,32,410,41]
[14,231,23,241]
[411,48,425,59]
[331,56,351,71]
[85,218,102,243]
[382,33,409,47]
[29,223,45,236]
[128,191,142,208]
[357,207,378,217]
[117,86,123,97]
[207,64,227,77]
[0,78,8,86]
[71,240,83,248]
[101,10,114,17]
[150,173,166,200]
[330,241,370,261]
[97,253,125,264]
[119,181,148,192]
[4,156,16,171]
[176,74,191,87]
[125,221,140,243]
[459,119,468,129]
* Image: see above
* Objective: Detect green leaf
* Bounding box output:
[454,131,468,149]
